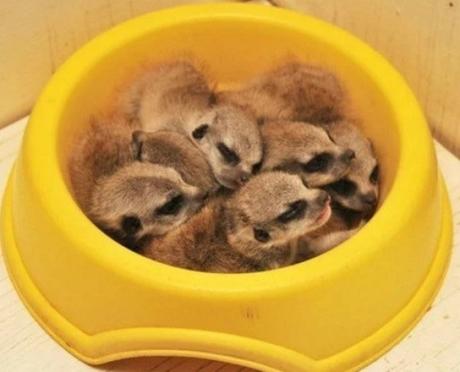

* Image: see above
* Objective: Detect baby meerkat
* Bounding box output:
[260,120,355,187]
[131,130,219,195]
[119,61,263,189]
[89,162,206,252]
[69,114,136,212]
[321,120,379,214]
[218,62,344,124]
[143,172,331,273]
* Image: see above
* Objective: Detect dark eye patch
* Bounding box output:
[155,194,184,216]
[251,160,263,174]
[277,200,307,223]
[303,153,333,173]
[253,228,270,243]
[121,215,142,235]
[192,124,209,139]
[328,179,357,197]
[217,143,240,165]
[370,165,379,184]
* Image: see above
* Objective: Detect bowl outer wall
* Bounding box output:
[0,3,453,371]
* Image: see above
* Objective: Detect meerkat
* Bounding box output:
[293,120,380,258]
[69,114,136,212]
[143,172,332,273]
[88,162,206,252]
[118,60,263,189]
[218,62,345,124]
[321,120,379,214]
[259,120,355,187]
[131,130,219,196]
[69,115,206,252]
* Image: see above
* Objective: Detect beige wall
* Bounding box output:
[1,0,459,156]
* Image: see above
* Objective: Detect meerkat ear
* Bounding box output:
[131,130,146,161]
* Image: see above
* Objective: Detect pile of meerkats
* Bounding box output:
[69,61,380,273]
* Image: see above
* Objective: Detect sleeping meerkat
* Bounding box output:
[218,62,344,124]
[321,120,379,214]
[143,172,332,273]
[119,61,263,189]
[260,120,355,187]
[69,114,136,212]
[131,130,219,196]
[89,162,206,252]
[296,120,380,258]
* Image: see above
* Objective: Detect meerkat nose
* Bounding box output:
[238,172,251,185]
[342,149,356,162]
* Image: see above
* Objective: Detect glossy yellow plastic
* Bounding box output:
[0,4,452,371]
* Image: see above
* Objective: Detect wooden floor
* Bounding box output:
[0,117,459,371]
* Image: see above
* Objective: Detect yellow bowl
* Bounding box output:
[1,4,453,371]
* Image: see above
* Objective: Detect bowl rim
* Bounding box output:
[22,3,434,295]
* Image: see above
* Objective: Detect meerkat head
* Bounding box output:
[88,162,206,251]
[323,121,379,214]
[187,104,263,189]
[224,172,331,261]
[261,121,355,187]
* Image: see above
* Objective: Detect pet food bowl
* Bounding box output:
[1,4,452,371]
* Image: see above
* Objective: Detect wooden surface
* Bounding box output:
[1,0,460,157]
[0,117,459,371]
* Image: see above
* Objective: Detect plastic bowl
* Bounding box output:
[1,4,452,371]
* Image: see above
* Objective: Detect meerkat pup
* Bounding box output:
[119,60,263,189]
[69,114,136,212]
[321,120,379,214]
[260,120,355,187]
[89,162,206,252]
[296,120,380,258]
[143,172,332,273]
[131,130,219,196]
[69,115,206,252]
[218,62,345,124]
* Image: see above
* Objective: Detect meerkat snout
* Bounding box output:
[260,120,354,188]
[226,172,332,258]
[88,162,205,251]
[322,121,380,214]
[189,105,263,189]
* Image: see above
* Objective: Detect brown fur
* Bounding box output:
[260,120,355,187]
[144,172,331,272]
[218,63,345,124]
[132,130,219,195]
[118,61,263,189]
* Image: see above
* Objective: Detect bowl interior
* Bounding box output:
[53,10,400,269]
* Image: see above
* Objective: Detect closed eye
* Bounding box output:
[217,143,240,165]
[370,165,379,184]
[303,153,332,173]
[328,179,357,196]
[155,194,184,216]
[277,200,307,223]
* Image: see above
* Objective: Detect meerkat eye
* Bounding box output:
[329,179,357,196]
[303,153,333,173]
[192,124,209,139]
[121,215,142,235]
[277,200,307,223]
[370,165,380,184]
[217,143,240,165]
[156,194,184,216]
[251,160,263,174]
[253,228,270,243]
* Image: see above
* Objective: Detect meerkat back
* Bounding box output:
[119,61,213,132]
[68,114,135,211]
[131,130,219,194]
[218,63,345,123]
